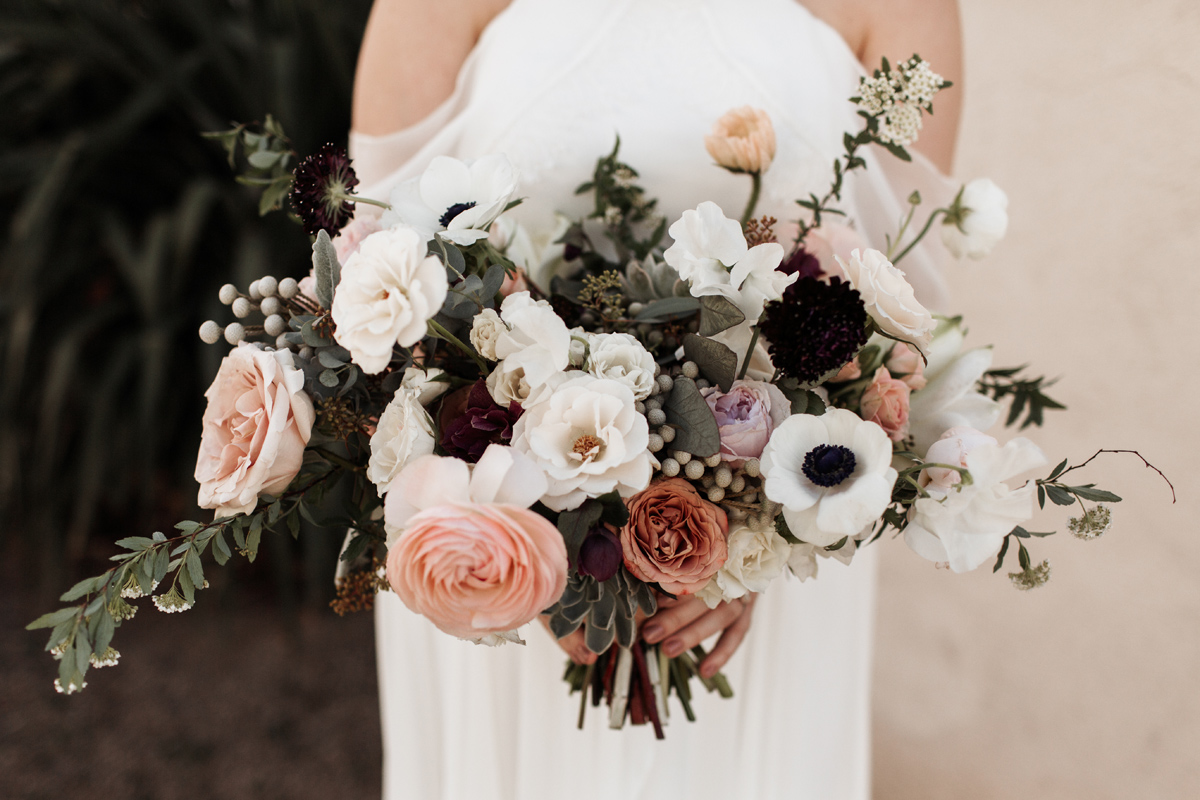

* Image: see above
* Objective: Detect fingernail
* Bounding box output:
[663,639,682,657]
[642,624,663,642]
[700,662,716,678]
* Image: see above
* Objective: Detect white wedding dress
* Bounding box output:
[350,1,953,798]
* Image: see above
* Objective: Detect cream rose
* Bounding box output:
[586,332,656,401]
[704,106,776,174]
[366,388,436,497]
[331,226,448,374]
[470,308,506,361]
[698,524,791,608]
[195,344,315,517]
[941,178,1009,260]
[835,248,935,354]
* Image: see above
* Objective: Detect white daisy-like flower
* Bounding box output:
[384,154,518,246]
[760,408,898,547]
[509,373,652,511]
[367,388,436,497]
[904,436,1047,573]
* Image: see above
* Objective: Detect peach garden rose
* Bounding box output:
[195,343,316,517]
[620,478,729,595]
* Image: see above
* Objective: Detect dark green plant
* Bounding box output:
[0,0,371,593]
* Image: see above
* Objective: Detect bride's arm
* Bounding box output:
[352,0,511,136]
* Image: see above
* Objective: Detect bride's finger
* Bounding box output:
[641,596,709,644]
[539,617,596,665]
[659,600,745,657]
[700,597,756,678]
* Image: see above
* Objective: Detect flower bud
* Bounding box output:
[231,297,253,319]
[704,106,776,174]
[224,323,245,344]
[577,526,622,582]
[278,277,299,299]
[199,320,222,344]
[260,296,282,317]
[258,275,278,297]
[218,284,239,305]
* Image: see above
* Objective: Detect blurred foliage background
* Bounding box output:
[0,0,373,602]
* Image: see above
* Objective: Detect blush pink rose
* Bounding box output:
[832,360,862,382]
[499,267,530,297]
[859,366,911,442]
[700,379,791,466]
[886,342,927,391]
[195,344,315,517]
[332,215,383,264]
[621,478,729,595]
[385,503,567,639]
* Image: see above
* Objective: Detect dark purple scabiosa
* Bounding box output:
[440,380,523,462]
[778,246,825,284]
[577,525,623,582]
[289,143,359,236]
[758,276,869,384]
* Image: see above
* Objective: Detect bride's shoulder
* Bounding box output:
[352,0,512,136]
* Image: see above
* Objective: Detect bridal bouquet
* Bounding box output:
[30,56,1163,737]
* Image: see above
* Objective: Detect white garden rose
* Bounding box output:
[586,332,656,401]
[510,373,652,511]
[491,291,571,392]
[384,154,519,246]
[760,408,897,547]
[567,327,589,368]
[941,178,1009,260]
[399,366,450,406]
[367,388,436,497]
[470,308,507,361]
[905,436,1046,572]
[698,525,791,609]
[835,248,935,354]
[331,226,448,374]
[485,358,533,408]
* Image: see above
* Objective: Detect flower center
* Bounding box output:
[572,434,603,459]
[801,444,857,487]
[439,201,477,228]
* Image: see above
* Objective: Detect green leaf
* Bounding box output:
[26,607,80,631]
[634,296,700,322]
[1037,484,1046,509]
[212,530,231,565]
[287,510,301,539]
[94,610,115,656]
[481,263,506,300]
[184,547,204,587]
[152,547,170,582]
[59,576,103,603]
[1068,485,1123,503]
[246,149,281,169]
[993,536,1010,573]
[114,536,155,551]
[339,531,373,563]
[682,334,737,393]
[258,177,292,216]
[246,515,263,562]
[662,376,721,458]
[1017,541,1031,571]
[317,349,345,369]
[319,368,340,388]
[312,229,340,308]
[697,296,746,336]
[1044,484,1075,506]
[1047,458,1069,481]
[178,566,196,604]
[557,502,604,564]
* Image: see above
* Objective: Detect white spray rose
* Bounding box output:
[587,332,656,401]
[941,179,1009,260]
[399,366,450,406]
[331,227,448,374]
[470,308,507,361]
[367,388,436,497]
[835,248,935,354]
[698,525,792,609]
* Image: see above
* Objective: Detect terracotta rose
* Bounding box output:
[620,478,729,595]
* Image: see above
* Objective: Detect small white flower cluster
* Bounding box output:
[121,577,159,600]
[152,590,193,614]
[54,678,87,695]
[90,647,121,669]
[854,57,946,147]
[1068,505,1112,540]
[1009,559,1052,591]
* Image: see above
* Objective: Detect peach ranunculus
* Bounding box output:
[704,106,776,174]
[383,445,568,641]
[700,379,791,466]
[886,342,927,391]
[621,478,729,595]
[859,366,911,442]
[195,343,315,517]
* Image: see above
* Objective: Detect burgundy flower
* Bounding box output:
[440,380,523,462]
[577,526,623,582]
[778,246,825,285]
[289,143,359,236]
[759,276,869,384]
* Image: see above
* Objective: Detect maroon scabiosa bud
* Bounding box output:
[440,380,523,462]
[778,246,825,284]
[289,143,359,236]
[758,276,869,384]
[577,526,623,582]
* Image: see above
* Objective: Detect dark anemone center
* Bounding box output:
[439,201,477,228]
[802,444,857,488]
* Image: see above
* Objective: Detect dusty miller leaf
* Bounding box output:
[697,295,745,337]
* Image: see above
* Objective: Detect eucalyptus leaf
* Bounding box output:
[697,295,746,336]
[317,349,345,369]
[662,376,721,457]
[681,334,737,393]
[635,296,700,321]
[312,229,340,308]
[481,263,506,300]
[319,368,340,388]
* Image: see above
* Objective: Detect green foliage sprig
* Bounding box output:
[978,365,1067,428]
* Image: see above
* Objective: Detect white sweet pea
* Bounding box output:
[331,227,448,374]
[905,436,1046,572]
[760,408,897,547]
[941,179,1009,260]
[663,201,794,320]
[587,332,656,401]
[698,525,792,609]
[908,320,1002,453]
[399,366,450,405]
[510,373,652,511]
[835,248,935,354]
[385,154,518,246]
[366,388,437,497]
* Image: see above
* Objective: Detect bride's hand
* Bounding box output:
[538,616,598,666]
[640,593,756,678]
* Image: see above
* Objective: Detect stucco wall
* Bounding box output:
[873,1,1200,797]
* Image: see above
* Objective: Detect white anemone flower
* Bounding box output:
[663,201,794,321]
[761,408,897,547]
[905,436,1046,572]
[941,178,1009,260]
[509,373,652,511]
[385,154,519,246]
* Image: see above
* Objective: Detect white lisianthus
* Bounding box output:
[587,332,656,401]
[908,319,1002,453]
[384,154,519,246]
[470,308,507,361]
[760,408,897,547]
[510,373,652,511]
[905,436,1046,572]
[698,525,791,609]
[331,227,448,374]
[366,388,437,497]
[835,248,935,354]
[663,201,795,320]
[941,179,1009,260]
[399,366,450,406]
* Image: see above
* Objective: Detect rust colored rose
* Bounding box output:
[620,478,729,595]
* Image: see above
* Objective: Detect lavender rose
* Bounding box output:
[700,379,791,466]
